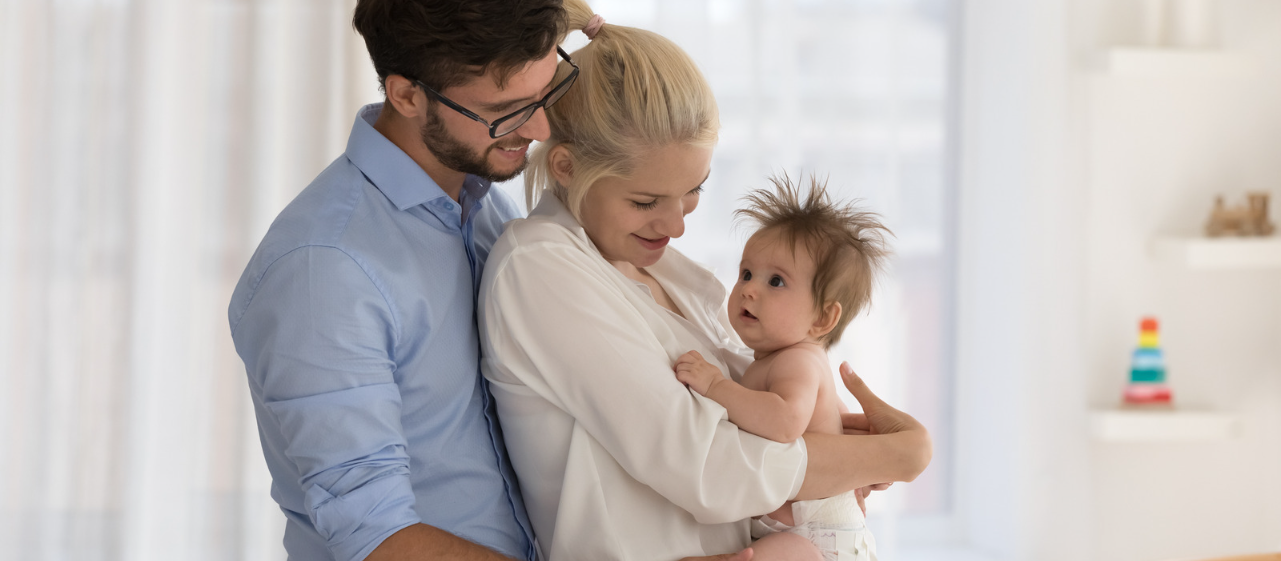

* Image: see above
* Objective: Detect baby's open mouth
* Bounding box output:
[741,309,757,320]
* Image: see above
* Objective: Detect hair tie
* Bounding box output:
[583,14,605,40]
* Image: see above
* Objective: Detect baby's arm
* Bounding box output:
[674,349,821,442]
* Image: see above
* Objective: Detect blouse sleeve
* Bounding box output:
[481,241,806,524]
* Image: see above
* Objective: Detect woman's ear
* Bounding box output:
[809,301,842,339]
[548,144,575,187]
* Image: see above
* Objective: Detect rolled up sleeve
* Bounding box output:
[483,243,806,525]
[233,245,420,561]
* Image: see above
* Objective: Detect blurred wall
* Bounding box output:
[952,1,1279,560]
[1076,0,1281,559]
[1081,0,1281,558]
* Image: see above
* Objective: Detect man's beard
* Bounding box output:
[420,108,530,183]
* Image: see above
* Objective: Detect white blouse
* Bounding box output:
[479,195,807,561]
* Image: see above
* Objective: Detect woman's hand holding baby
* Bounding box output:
[794,362,932,500]
[838,362,930,441]
[674,351,726,395]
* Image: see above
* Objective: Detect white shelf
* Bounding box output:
[1150,236,1281,269]
[1091,409,1240,442]
[1101,48,1256,77]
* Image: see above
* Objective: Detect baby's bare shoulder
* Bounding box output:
[764,344,830,383]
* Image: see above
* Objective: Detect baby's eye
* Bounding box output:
[741,269,752,281]
[769,275,785,287]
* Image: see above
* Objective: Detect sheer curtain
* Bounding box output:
[0,0,379,558]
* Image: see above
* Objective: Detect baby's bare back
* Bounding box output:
[741,343,845,436]
[741,343,846,526]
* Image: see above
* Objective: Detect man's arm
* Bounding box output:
[234,246,508,561]
[367,525,519,561]
[674,349,821,442]
[370,524,757,561]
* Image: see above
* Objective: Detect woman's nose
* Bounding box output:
[654,204,686,238]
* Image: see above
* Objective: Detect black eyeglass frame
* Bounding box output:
[409,47,579,139]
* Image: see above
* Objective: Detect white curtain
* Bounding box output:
[0,0,379,558]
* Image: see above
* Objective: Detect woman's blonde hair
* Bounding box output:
[524,0,720,218]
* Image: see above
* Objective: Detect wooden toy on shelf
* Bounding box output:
[1124,317,1172,406]
[1204,192,1275,237]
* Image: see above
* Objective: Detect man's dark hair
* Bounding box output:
[353,0,567,93]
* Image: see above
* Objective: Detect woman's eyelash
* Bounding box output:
[631,200,659,210]
[690,185,704,195]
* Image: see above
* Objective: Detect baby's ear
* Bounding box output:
[810,301,842,339]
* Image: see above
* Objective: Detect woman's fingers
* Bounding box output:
[841,412,869,432]
[839,364,888,410]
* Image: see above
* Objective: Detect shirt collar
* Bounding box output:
[529,190,590,243]
[345,102,492,211]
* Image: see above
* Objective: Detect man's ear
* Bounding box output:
[809,301,842,339]
[548,143,575,187]
[384,75,427,119]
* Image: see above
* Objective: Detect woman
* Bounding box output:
[478,2,932,559]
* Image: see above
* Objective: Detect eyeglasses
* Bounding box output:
[410,47,579,139]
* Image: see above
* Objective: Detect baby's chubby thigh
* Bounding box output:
[750,532,824,561]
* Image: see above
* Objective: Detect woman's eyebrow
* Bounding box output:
[629,171,713,198]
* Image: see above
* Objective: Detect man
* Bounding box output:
[229,1,568,559]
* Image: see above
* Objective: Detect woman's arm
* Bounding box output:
[795,365,933,500]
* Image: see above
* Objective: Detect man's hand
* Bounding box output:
[680,548,753,561]
[674,350,725,395]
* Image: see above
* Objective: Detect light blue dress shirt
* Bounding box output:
[229,103,534,561]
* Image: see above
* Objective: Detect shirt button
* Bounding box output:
[443,201,455,211]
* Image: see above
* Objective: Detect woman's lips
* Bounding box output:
[634,234,670,250]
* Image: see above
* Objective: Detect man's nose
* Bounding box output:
[514,106,551,142]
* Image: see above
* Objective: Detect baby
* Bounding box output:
[674,175,891,561]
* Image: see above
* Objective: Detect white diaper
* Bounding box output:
[749,489,877,561]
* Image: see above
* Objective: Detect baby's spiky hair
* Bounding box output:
[736,173,892,348]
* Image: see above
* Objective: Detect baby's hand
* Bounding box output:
[674,350,725,395]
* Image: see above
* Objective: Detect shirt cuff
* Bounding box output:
[787,436,808,501]
[304,472,422,561]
